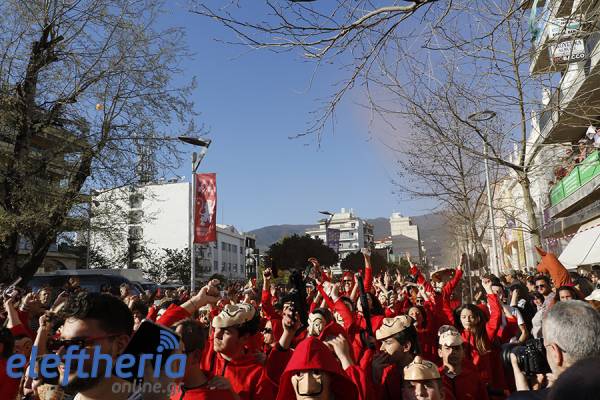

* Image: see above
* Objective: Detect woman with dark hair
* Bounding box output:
[408,305,438,363]
[556,285,579,302]
[454,278,506,396]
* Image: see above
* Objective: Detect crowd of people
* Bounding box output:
[0,247,599,400]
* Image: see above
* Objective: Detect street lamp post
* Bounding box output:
[318,210,335,246]
[178,136,212,292]
[468,111,500,276]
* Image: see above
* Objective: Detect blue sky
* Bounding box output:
[164,3,437,231]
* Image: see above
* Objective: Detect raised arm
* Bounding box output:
[260,269,279,319]
[482,278,502,341]
[362,248,373,293]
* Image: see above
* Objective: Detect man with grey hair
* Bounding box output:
[508,300,600,399]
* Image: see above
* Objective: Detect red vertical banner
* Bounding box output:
[194,173,217,243]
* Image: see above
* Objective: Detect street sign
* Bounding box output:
[550,38,586,64]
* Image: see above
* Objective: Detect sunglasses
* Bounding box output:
[343,280,352,283]
[535,284,547,289]
[262,328,273,334]
[47,334,119,352]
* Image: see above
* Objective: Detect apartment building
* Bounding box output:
[306,208,374,261]
[92,180,255,282]
[389,213,422,263]
[523,0,600,268]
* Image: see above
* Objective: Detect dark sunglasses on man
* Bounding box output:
[47,334,119,352]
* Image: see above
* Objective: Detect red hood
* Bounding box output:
[318,321,347,342]
[276,337,358,400]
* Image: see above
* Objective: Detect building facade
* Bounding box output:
[92,180,255,282]
[389,213,422,263]
[515,0,600,268]
[305,208,374,261]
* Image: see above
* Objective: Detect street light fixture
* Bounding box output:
[467,110,500,276]
[178,136,212,292]
[318,210,335,247]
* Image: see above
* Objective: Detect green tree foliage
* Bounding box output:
[142,248,190,284]
[340,251,385,274]
[266,234,338,273]
[340,251,411,276]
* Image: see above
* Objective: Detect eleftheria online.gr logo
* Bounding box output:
[5,344,186,385]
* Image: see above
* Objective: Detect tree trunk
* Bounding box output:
[0,233,20,283]
[518,173,542,249]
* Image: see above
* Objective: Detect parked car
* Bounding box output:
[27,269,143,297]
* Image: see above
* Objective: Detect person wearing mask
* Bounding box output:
[508,300,600,399]
[437,325,488,400]
[200,302,281,400]
[275,336,359,400]
[372,315,420,400]
[402,356,448,400]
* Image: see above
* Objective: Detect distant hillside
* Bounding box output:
[366,218,390,239]
[249,213,453,265]
[250,224,316,249]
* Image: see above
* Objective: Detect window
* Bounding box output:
[240,246,244,255]
[214,261,218,271]
[221,242,226,250]
[351,223,356,228]
[233,264,237,272]
[232,245,237,254]
[221,262,226,271]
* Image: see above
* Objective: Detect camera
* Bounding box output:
[501,338,551,376]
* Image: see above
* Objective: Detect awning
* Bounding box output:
[558,221,600,269]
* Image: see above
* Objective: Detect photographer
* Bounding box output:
[508,300,600,399]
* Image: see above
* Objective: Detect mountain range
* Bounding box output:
[248,213,454,265]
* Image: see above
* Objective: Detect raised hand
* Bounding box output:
[190,280,220,309]
[325,334,354,369]
[384,271,392,288]
[396,270,404,285]
[481,277,493,295]
[263,268,273,281]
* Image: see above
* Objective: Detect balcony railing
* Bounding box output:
[550,150,600,205]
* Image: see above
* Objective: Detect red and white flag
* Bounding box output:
[194,173,217,243]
